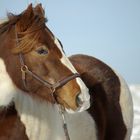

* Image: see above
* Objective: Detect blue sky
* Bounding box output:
[0,0,140,84]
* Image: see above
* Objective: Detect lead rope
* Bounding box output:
[50,89,70,140]
[58,105,70,140]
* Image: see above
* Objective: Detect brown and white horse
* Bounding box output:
[0,4,133,140]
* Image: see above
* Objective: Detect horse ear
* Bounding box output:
[17,3,34,32]
[34,3,45,17]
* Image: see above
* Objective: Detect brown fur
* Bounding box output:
[69,54,127,140]
[0,105,28,140]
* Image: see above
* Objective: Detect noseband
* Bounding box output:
[20,62,80,93]
[15,31,80,94]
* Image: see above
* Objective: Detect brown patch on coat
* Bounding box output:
[0,105,28,140]
[69,54,127,140]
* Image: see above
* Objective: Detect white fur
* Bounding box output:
[115,72,133,140]
[54,38,90,113]
[14,92,97,140]
[0,58,16,106]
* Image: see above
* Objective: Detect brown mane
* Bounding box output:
[0,4,48,53]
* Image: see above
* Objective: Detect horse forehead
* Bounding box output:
[54,38,62,50]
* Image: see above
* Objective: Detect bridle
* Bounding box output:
[15,29,80,94]
[15,27,80,140]
[20,60,80,93]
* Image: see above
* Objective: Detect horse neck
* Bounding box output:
[14,91,65,140]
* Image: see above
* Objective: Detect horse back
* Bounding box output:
[69,54,133,140]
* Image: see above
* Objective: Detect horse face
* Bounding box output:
[0,4,90,113]
[21,28,90,113]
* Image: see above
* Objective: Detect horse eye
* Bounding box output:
[36,48,48,55]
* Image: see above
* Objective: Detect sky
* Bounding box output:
[0,0,140,84]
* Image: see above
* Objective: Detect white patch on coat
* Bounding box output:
[14,91,97,140]
[54,38,90,113]
[0,58,16,107]
[115,72,133,140]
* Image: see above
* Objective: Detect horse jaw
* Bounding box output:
[54,38,90,113]
[0,58,17,107]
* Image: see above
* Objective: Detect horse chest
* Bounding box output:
[14,92,97,140]
[14,93,65,140]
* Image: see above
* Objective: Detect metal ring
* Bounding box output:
[50,87,56,94]
[21,65,28,72]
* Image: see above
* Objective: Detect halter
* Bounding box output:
[15,27,80,140]
[15,28,80,93]
[20,61,80,93]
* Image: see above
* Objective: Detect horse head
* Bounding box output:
[0,4,90,113]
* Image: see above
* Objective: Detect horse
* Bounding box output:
[0,3,133,140]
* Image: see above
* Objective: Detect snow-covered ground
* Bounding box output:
[130,85,140,140]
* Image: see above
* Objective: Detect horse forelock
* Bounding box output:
[0,3,49,54]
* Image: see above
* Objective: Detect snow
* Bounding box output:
[130,85,140,140]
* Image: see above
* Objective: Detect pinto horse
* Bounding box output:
[0,4,133,140]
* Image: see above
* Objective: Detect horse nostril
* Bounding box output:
[76,94,83,107]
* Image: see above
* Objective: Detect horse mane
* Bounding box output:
[0,3,48,53]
